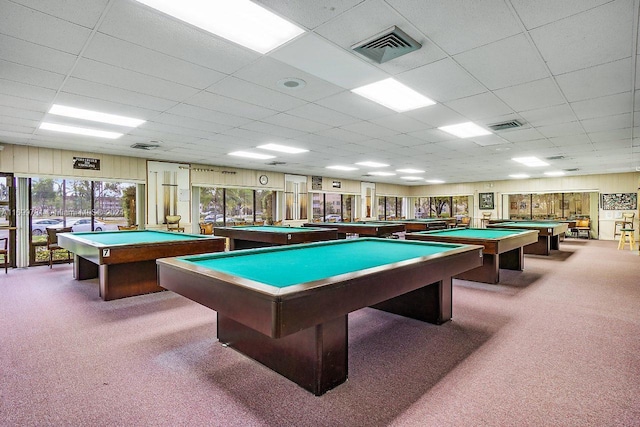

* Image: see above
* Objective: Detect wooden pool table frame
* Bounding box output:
[157,239,483,395]
[406,228,539,283]
[213,225,338,250]
[302,221,405,238]
[57,230,225,301]
[486,222,568,255]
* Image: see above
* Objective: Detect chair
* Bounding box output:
[117,224,138,230]
[0,237,8,274]
[573,219,591,239]
[614,213,635,239]
[166,215,185,232]
[459,216,471,228]
[199,222,214,235]
[47,227,72,268]
[481,212,492,228]
[618,227,635,251]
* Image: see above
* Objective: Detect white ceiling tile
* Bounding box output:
[0,60,65,89]
[83,33,227,89]
[241,121,308,139]
[588,128,632,143]
[537,122,585,138]
[9,0,109,28]
[286,103,359,127]
[0,0,92,54]
[405,104,467,128]
[188,91,276,121]
[445,92,513,121]
[166,104,252,128]
[511,0,613,29]
[454,34,550,90]
[269,33,387,89]
[340,121,399,138]
[528,0,633,74]
[571,92,632,120]
[494,78,566,112]
[254,0,363,29]
[497,128,546,143]
[315,91,394,120]
[0,79,57,103]
[261,113,331,133]
[313,127,370,144]
[398,58,486,103]
[555,58,631,102]
[208,77,307,112]
[519,104,577,126]
[0,34,77,75]
[581,113,632,132]
[370,114,432,133]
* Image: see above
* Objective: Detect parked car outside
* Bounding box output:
[69,218,107,232]
[32,218,63,235]
[324,214,342,222]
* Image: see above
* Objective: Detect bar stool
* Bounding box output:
[617,227,635,250]
[614,212,635,239]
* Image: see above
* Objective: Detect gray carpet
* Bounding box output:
[1,239,639,426]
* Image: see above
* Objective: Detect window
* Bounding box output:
[377,196,404,220]
[284,174,307,221]
[199,187,275,225]
[507,192,592,220]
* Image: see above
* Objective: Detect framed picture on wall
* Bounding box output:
[479,192,494,210]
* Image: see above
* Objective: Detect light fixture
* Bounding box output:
[257,143,308,154]
[438,122,491,138]
[356,161,389,168]
[39,122,123,139]
[544,171,565,177]
[228,151,275,159]
[401,176,424,181]
[512,157,549,167]
[351,78,435,112]
[368,171,396,176]
[396,168,425,174]
[327,165,358,171]
[426,179,445,184]
[48,104,145,127]
[509,174,530,179]
[134,0,305,54]
[276,78,306,90]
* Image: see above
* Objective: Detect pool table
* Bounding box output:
[213,225,338,250]
[57,230,225,301]
[486,221,569,255]
[372,218,449,231]
[157,238,483,395]
[302,221,405,238]
[406,228,539,283]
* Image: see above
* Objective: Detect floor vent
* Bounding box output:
[353,26,421,63]
[488,120,523,131]
[130,143,160,150]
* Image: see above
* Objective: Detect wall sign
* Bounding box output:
[332,181,341,188]
[311,176,322,190]
[73,157,100,170]
[479,192,494,210]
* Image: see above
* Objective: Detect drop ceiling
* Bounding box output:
[1,0,639,185]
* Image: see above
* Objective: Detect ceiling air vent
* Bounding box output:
[130,143,160,150]
[488,120,523,131]
[565,168,579,172]
[353,26,421,64]
[266,161,286,166]
[547,156,565,160]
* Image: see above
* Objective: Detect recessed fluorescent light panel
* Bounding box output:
[426,179,445,184]
[39,123,123,139]
[327,165,358,171]
[134,0,305,54]
[509,174,530,179]
[49,105,145,127]
[368,171,396,176]
[356,161,389,168]
[438,122,491,138]
[351,78,436,112]
[257,143,308,154]
[228,151,275,159]
[512,157,549,167]
[401,176,424,181]
[396,168,425,174]
[544,171,565,176]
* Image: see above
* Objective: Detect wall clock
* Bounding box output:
[259,175,268,185]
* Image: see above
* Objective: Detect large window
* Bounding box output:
[414,196,470,219]
[312,193,356,222]
[377,196,404,220]
[507,192,591,220]
[29,177,137,265]
[199,187,275,225]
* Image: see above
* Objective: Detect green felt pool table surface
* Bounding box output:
[414,228,532,239]
[64,230,211,245]
[184,238,465,288]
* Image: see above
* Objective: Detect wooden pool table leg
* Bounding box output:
[454,254,500,284]
[74,255,98,280]
[217,314,348,396]
[524,236,551,255]
[370,278,452,324]
[99,261,164,301]
[499,248,524,271]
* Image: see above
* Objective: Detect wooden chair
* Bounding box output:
[614,213,635,239]
[573,219,591,239]
[0,237,8,274]
[199,222,214,235]
[481,212,492,228]
[117,224,138,230]
[459,216,471,228]
[166,215,185,232]
[47,227,72,268]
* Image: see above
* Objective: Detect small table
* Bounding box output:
[57,230,225,300]
[406,228,539,283]
[157,238,483,395]
[213,225,338,250]
[486,221,568,255]
[302,221,405,238]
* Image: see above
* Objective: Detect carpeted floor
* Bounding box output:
[1,239,639,426]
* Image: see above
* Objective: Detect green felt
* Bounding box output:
[185,239,461,288]
[70,230,200,245]
[417,228,523,238]
[230,226,321,233]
